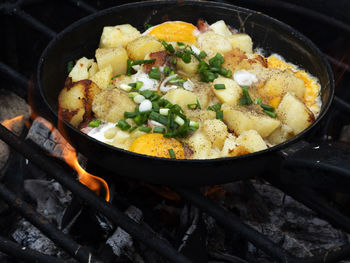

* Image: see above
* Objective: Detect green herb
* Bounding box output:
[260,104,275,112]
[187,99,201,110]
[132,59,156,65]
[207,103,222,112]
[199,51,207,59]
[149,67,161,80]
[240,86,253,105]
[149,112,168,126]
[209,53,225,68]
[171,57,177,64]
[139,126,151,133]
[216,110,223,121]
[152,101,160,111]
[150,92,160,101]
[136,81,143,90]
[88,119,101,127]
[163,67,173,76]
[133,113,148,126]
[214,84,226,90]
[175,50,191,63]
[67,61,74,73]
[153,127,165,133]
[129,126,137,133]
[140,90,153,99]
[107,84,114,89]
[168,77,186,84]
[254,98,263,105]
[189,121,199,130]
[168,149,176,159]
[177,42,186,48]
[116,120,131,131]
[161,40,175,54]
[124,111,138,118]
[144,23,153,30]
[126,59,133,76]
[111,74,121,80]
[264,110,277,118]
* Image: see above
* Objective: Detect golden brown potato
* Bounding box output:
[267,124,294,145]
[227,34,253,54]
[184,109,216,123]
[89,65,113,89]
[162,89,198,110]
[68,57,97,82]
[184,131,212,159]
[99,24,141,48]
[126,36,164,60]
[95,47,128,76]
[203,119,228,149]
[222,104,280,138]
[210,20,232,37]
[176,55,199,75]
[92,88,136,123]
[58,79,101,127]
[197,31,232,56]
[236,130,267,153]
[212,77,242,106]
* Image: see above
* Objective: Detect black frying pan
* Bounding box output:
[37,0,337,186]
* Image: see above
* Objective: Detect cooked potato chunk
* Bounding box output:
[236,130,267,153]
[99,24,141,48]
[126,36,164,60]
[197,31,232,56]
[261,70,305,105]
[184,109,216,123]
[267,124,294,145]
[223,105,280,138]
[58,79,101,127]
[89,65,113,89]
[162,89,198,110]
[210,20,232,37]
[185,131,211,159]
[95,47,128,76]
[212,77,242,106]
[276,92,314,134]
[68,57,96,82]
[221,137,251,157]
[92,88,136,123]
[176,56,199,75]
[203,119,228,149]
[227,34,253,54]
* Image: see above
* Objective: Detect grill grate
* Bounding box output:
[1,1,350,263]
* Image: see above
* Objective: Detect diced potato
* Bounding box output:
[261,71,305,103]
[212,77,242,106]
[95,47,128,76]
[227,34,253,54]
[58,79,101,127]
[222,48,248,73]
[92,88,136,123]
[99,24,141,48]
[69,57,96,82]
[89,65,113,89]
[162,89,198,110]
[176,56,199,75]
[221,135,251,157]
[197,31,232,56]
[210,20,232,37]
[222,105,280,138]
[192,85,211,109]
[185,131,212,159]
[236,130,267,153]
[203,119,228,149]
[126,36,164,60]
[88,62,99,77]
[267,124,294,145]
[184,109,216,123]
[276,93,314,134]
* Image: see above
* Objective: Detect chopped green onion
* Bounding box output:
[120,83,132,92]
[133,94,145,104]
[182,51,192,63]
[264,110,277,118]
[187,99,201,110]
[161,40,175,54]
[149,67,161,80]
[129,126,137,133]
[139,90,153,99]
[160,108,169,116]
[177,42,186,48]
[134,114,147,126]
[149,112,168,126]
[67,61,74,73]
[172,57,177,64]
[209,53,225,68]
[88,119,101,127]
[150,92,160,101]
[153,127,165,133]
[214,84,226,90]
[111,74,121,80]
[124,112,138,118]
[128,92,139,98]
[174,116,185,126]
[163,67,172,76]
[139,126,151,133]
[144,23,153,30]
[189,120,199,130]
[199,51,207,59]
[216,110,223,121]
[168,77,186,84]
[260,104,275,112]
[116,120,131,131]
[136,81,143,90]
[152,101,160,111]
[168,149,176,159]
[126,59,133,76]
[240,86,253,105]
[132,59,156,65]
[128,82,137,88]
[254,98,263,105]
[107,84,114,89]
[207,103,222,112]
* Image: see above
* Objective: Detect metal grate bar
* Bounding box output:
[68,0,98,14]
[0,183,103,263]
[0,123,193,263]
[0,61,28,98]
[0,235,67,263]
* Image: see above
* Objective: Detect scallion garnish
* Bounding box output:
[153,127,165,133]
[149,112,168,126]
[168,148,176,159]
[160,108,169,116]
[174,116,185,126]
[254,98,263,105]
[116,120,131,131]
[139,126,151,133]
[187,99,201,110]
[139,90,153,99]
[168,77,186,84]
[88,119,101,127]
[261,104,275,112]
[126,59,133,76]
[67,61,74,73]
[163,67,172,76]
[111,74,121,80]
[124,111,138,118]
[216,110,223,121]
[199,51,207,59]
[129,126,137,133]
[240,86,253,105]
[132,59,156,66]
[136,81,143,90]
[214,84,226,90]
[172,57,177,64]
[107,84,114,89]
[144,23,153,30]
[152,101,160,111]
[207,103,222,112]
[177,42,186,48]
[189,120,199,130]
[149,67,161,80]
[264,110,277,118]
[161,40,175,54]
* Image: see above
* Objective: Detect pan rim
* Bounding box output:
[37,0,335,163]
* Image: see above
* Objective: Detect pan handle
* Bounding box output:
[278,140,350,191]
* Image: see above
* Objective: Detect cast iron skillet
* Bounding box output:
[38,0,336,186]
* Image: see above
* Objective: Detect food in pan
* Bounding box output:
[58,19,321,159]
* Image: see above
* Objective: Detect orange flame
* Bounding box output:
[2,115,24,129]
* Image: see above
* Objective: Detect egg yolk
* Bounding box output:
[146,21,198,44]
[129,133,185,159]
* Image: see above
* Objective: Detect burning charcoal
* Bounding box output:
[106,205,143,257]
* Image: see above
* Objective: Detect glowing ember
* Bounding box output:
[2,115,24,130]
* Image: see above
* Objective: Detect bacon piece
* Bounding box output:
[143,51,168,73]
[197,18,210,33]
